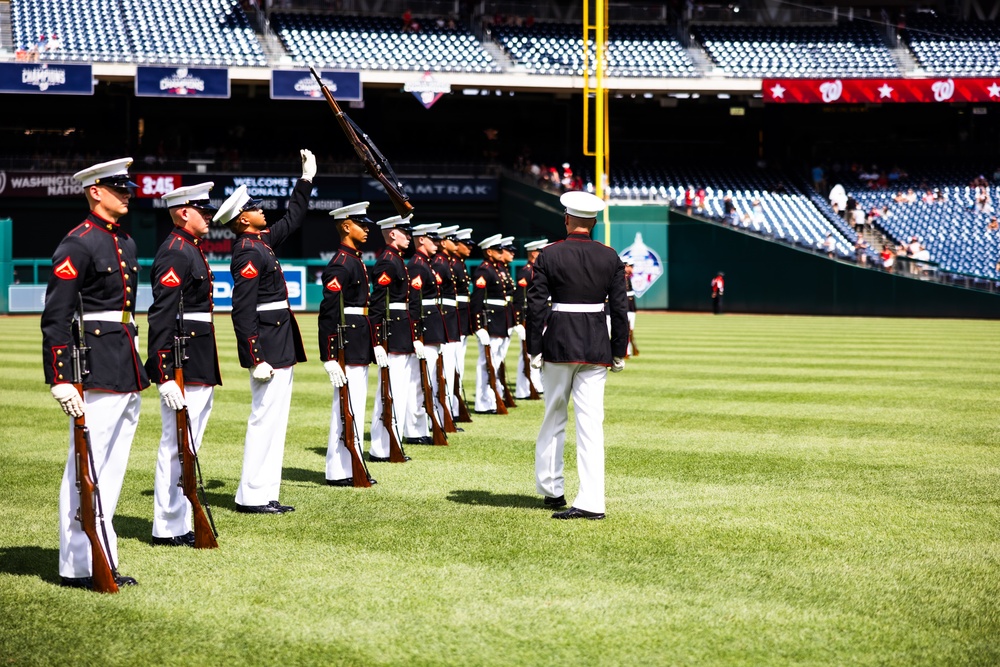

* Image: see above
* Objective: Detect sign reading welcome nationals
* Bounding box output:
[0,62,93,95]
[270,69,361,101]
[135,66,230,98]
[763,77,1000,104]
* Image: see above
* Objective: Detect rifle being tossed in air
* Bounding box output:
[173,295,219,549]
[71,295,119,593]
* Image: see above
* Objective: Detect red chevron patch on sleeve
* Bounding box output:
[377,272,391,286]
[326,277,342,291]
[160,268,181,287]
[475,276,487,288]
[240,261,258,279]
[411,275,423,289]
[518,278,528,286]
[53,257,78,280]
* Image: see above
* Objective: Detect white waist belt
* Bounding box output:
[257,300,289,312]
[485,299,506,306]
[440,298,457,307]
[343,307,367,315]
[389,302,408,311]
[551,302,605,313]
[181,312,212,323]
[83,311,133,324]
[626,291,636,297]
[421,298,439,307]
[456,295,470,303]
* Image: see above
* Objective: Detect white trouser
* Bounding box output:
[474,337,506,412]
[535,363,608,514]
[400,353,426,438]
[370,353,410,457]
[236,366,293,507]
[153,384,213,538]
[438,341,458,420]
[405,345,440,437]
[515,340,544,399]
[451,335,469,414]
[326,364,368,480]
[59,390,141,578]
[626,311,636,355]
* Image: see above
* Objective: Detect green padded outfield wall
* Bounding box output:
[594,204,669,310]
[667,210,1000,318]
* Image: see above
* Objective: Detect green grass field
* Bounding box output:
[1,312,998,666]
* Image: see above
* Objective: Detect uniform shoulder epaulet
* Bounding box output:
[67,221,96,238]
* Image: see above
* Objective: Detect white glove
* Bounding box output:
[373,345,389,368]
[530,354,543,369]
[475,329,490,346]
[300,148,317,181]
[158,380,186,411]
[412,340,426,360]
[611,357,625,373]
[513,324,526,340]
[51,384,84,418]
[323,360,347,387]
[251,361,274,383]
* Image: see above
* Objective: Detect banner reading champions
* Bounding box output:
[271,69,361,101]
[0,62,93,95]
[135,66,230,98]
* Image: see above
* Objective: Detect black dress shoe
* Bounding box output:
[268,500,295,512]
[326,478,354,487]
[474,410,497,415]
[543,495,567,508]
[152,531,196,547]
[115,574,138,586]
[552,506,605,520]
[235,502,283,514]
[60,576,93,589]
[403,436,434,445]
[368,455,390,462]
[454,427,465,432]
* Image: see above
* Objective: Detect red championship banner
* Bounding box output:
[762,78,1000,104]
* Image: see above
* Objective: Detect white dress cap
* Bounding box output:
[212,184,262,225]
[161,182,216,210]
[499,236,515,248]
[73,157,136,188]
[523,239,549,252]
[377,214,413,230]
[330,201,370,220]
[478,233,503,249]
[435,225,461,238]
[455,228,474,241]
[410,222,442,238]
[560,190,607,219]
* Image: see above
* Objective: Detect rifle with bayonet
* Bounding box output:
[436,353,458,433]
[416,321,447,445]
[452,367,473,422]
[173,295,219,549]
[379,292,408,463]
[519,327,540,401]
[336,291,373,486]
[309,66,413,218]
[480,313,508,415]
[498,360,516,408]
[71,295,119,593]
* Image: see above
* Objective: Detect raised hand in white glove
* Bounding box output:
[158,380,186,410]
[474,329,490,346]
[530,353,543,369]
[611,357,625,373]
[513,324,526,340]
[323,360,347,387]
[412,340,426,360]
[251,361,274,383]
[373,345,389,368]
[300,148,317,181]
[51,383,84,418]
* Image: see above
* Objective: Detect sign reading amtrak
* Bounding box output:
[619,233,663,298]
[271,69,361,101]
[363,176,497,202]
[210,264,306,311]
[0,62,93,95]
[135,66,230,98]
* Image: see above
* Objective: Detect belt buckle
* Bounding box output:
[121,312,130,324]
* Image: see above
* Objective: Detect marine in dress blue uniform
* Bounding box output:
[145,182,222,546]
[213,149,316,514]
[41,157,148,588]
[527,191,628,520]
[514,239,547,399]
[318,201,378,484]
[470,234,510,413]
[450,228,476,416]
[431,225,462,424]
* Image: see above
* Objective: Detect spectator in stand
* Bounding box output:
[855,235,869,265]
[811,164,827,194]
[903,189,917,204]
[722,196,738,225]
[683,186,695,215]
[892,190,907,203]
[747,199,765,228]
[921,188,936,204]
[881,244,895,272]
[695,187,707,214]
[986,216,999,232]
[402,7,412,30]
[829,184,847,215]
[822,233,836,258]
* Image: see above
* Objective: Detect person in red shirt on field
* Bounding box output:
[711,272,725,314]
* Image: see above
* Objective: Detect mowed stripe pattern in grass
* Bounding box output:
[0,312,998,666]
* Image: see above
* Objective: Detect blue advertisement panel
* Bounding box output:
[0,62,93,95]
[270,69,361,101]
[362,176,498,202]
[135,66,230,98]
[210,264,306,312]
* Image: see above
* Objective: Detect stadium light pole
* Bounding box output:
[583,0,610,244]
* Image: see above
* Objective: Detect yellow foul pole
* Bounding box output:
[583,0,610,244]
